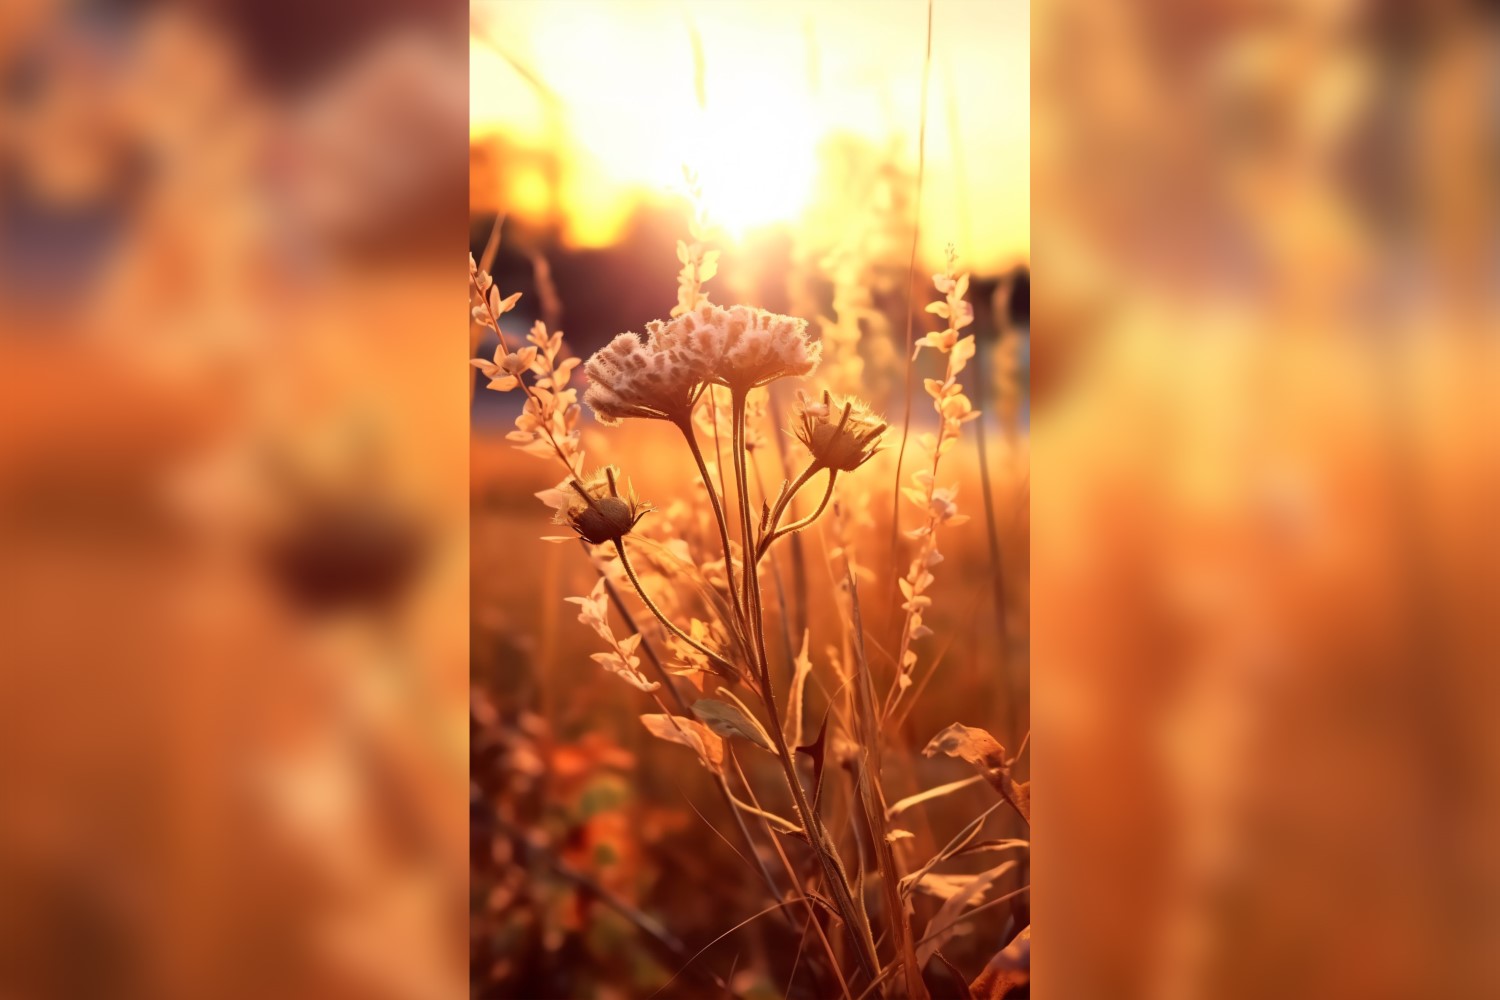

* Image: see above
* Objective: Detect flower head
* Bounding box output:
[553,466,652,545]
[793,389,886,471]
[582,304,820,425]
[714,305,821,389]
[582,323,710,426]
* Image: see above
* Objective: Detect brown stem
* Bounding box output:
[612,538,734,673]
[731,390,881,982]
[759,469,837,560]
[675,416,746,633]
[593,560,792,927]
[762,461,819,544]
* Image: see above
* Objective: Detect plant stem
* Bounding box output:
[759,469,837,559]
[762,461,819,542]
[612,538,734,673]
[597,568,793,928]
[470,273,580,477]
[677,416,746,632]
[731,390,882,983]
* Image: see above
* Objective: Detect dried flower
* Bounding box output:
[581,318,715,425]
[793,389,886,471]
[552,466,652,545]
[714,304,821,390]
[469,261,584,474]
[582,304,821,426]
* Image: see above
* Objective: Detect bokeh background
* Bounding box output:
[1034,1,1500,998]
[0,2,469,998]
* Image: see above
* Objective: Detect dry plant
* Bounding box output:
[469,204,1026,996]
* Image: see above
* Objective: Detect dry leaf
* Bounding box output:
[917,860,1017,964]
[907,872,986,900]
[691,698,773,753]
[930,952,976,1000]
[886,774,986,820]
[923,723,1030,825]
[640,714,725,773]
[922,723,1007,770]
[951,838,1030,861]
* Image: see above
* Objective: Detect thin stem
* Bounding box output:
[750,451,801,680]
[729,753,855,1000]
[762,461,819,543]
[973,277,1015,745]
[730,390,881,983]
[759,469,837,559]
[677,416,746,633]
[732,396,758,631]
[595,557,789,918]
[613,538,734,673]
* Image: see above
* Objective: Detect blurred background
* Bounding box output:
[0,2,468,998]
[468,1,1031,997]
[1034,1,1500,998]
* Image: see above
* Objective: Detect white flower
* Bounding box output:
[582,304,821,425]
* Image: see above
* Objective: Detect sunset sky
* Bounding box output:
[471,0,1028,272]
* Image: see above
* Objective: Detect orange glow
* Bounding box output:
[470,0,1029,270]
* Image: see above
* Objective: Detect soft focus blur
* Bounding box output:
[471,0,1028,271]
[0,3,467,999]
[1035,2,1500,998]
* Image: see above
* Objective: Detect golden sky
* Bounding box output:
[471,0,1028,272]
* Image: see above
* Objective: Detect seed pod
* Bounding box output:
[794,389,886,472]
[556,466,652,544]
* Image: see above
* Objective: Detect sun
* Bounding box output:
[688,114,819,239]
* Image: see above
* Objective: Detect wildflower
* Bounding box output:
[552,466,652,545]
[582,325,711,426]
[714,304,821,389]
[583,303,819,425]
[793,389,886,471]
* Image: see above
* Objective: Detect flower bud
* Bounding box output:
[555,467,652,544]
